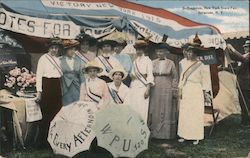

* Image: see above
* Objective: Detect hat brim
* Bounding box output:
[64,42,79,49]
[133,43,148,49]
[155,43,170,51]
[83,66,103,73]
[115,42,127,48]
[48,42,63,47]
[98,40,117,48]
[109,70,128,80]
[78,37,97,46]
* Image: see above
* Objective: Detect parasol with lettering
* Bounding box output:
[47,101,97,157]
[94,104,150,158]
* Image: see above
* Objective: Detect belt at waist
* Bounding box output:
[153,73,169,76]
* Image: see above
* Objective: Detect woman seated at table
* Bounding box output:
[108,67,130,105]
[79,60,110,110]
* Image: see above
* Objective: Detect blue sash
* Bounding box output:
[108,87,123,104]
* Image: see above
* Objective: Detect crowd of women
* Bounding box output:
[34,31,249,149]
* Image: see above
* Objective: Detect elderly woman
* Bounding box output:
[60,39,85,106]
[149,43,178,139]
[130,38,154,122]
[108,67,130,105]
[79,60,110,109]
[177,42,210,145]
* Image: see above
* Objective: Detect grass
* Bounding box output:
[4,115,250,158]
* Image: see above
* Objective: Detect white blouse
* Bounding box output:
[108,82,130,105]
[36,53,62,92]
[131,54,154,88]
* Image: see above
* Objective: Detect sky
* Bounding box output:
[129,0,249,33]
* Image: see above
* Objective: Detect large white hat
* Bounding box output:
[109,67,128,80]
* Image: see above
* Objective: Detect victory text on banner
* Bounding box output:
[0,0,226,49]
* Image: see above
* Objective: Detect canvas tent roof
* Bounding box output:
[0,0,226,53]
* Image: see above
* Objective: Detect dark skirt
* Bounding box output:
[40,77,62,120]
[38,77,62,148]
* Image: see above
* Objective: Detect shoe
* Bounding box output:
[193,140,199,145]
[178,138,185,143]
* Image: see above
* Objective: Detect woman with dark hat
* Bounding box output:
[177,37,210,145]
[35,37,63,147]
[149,42,178,139]
[60,39,85,106]
[129,38,154,122]
[95,39,122,83]
[79,60,110,110]
[113,38,133,87]
[75,32,97,65]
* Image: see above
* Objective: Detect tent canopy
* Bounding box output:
[0,0,226,52]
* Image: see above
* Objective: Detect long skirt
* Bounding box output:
[149,76,177,139]
[62,82,80,106]
[130,86,149,123]
[177,82,204,140]
[38,77,62,147]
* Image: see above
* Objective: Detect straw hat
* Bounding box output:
[48,37,63,47]
[243,40,250,47]
[83,60,103,73]
[109,67,128,80]
[63,39,80,49]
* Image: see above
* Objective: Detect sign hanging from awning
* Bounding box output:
[197,50,217,65]
[0,0,226,49]
[0,8,80,39]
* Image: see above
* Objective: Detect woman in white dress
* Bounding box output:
[130,39,154,123]
[108,67,130,105]
[79,60,110,110]
[177,44,210,145]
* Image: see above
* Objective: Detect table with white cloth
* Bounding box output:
[0,89,41,149]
